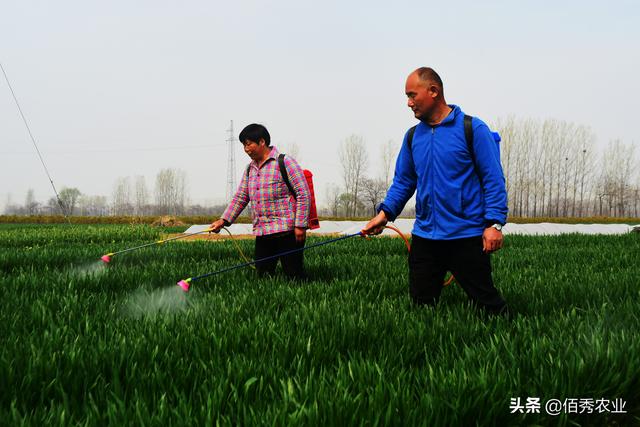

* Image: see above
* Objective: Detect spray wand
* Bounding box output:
[175,225,455,292]
[176,231,365,292]
[101,228,213,263]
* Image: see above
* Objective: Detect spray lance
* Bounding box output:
[100,228,213,263]
[176,231,366,292]
[174,225,454,292]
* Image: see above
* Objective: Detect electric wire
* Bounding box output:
[0,62,69,221]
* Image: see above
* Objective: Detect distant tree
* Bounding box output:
[46,197,58,214]
[112,177,133,215]
[496,117,603,218]
[632,176,640,217]
[339,135,368,217]
[58,187,82,216]
[380,139,397,188]
[360,177,388,216]
[24,189,39,215]
[3,194,13,215]
[154,168,188,215]
[134,175,149,215]
[338,193,353,217]
[598,139,637,217]
[78,195,108,216]
[323,183,342,217]
[572,126,596,217]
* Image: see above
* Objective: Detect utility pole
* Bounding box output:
[226,120,237,201]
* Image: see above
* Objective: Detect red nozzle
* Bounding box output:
[101,255,111,263]
[177,280,190,292]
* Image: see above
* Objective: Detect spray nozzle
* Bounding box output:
[177,279,191,292]
[101,253,114,263]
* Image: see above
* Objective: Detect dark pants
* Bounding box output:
[255,231,306,280]
[409,234,507,314]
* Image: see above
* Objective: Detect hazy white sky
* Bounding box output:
[2,0,639,211]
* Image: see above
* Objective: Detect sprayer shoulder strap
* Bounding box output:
[277,154,297,199]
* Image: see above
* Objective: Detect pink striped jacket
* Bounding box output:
[222,147,310,236]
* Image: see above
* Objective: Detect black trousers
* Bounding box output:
[255,231,306,280]
[409,234,507,313]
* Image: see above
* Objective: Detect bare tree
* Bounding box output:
[608,140,635,216]
[360,177,388,216]
[3,194,13,215]
[112,177,133,215]
[380,139,397,188]
[47,197,60,215]
[154,168,189,215]
[24,189,39,215]
[632,174,640,217]
[78,195,109,216]
[323,183,342,217]
[571,126,596,217]
[595,140,637,217]
[134,175,149,216]
[339,135,368,217]
[59,187,82,216]
[496,117,602,218]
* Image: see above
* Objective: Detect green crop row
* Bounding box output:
[0,224,638,426]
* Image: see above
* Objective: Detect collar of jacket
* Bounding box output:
[422,104,462,128]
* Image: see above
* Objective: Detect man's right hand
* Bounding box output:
[209,219,226,233]
[361,211,389,235]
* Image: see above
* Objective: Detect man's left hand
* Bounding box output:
[482,227,503,253]
[294,227,307,243]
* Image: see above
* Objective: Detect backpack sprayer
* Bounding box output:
[100,228,214,263]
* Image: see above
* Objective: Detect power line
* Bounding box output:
[1,62,70,221]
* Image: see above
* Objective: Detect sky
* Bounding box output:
[1,0,639,212]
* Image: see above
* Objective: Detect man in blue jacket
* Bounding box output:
[362,67,508,315]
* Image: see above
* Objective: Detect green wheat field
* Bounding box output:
[1,224,638,426]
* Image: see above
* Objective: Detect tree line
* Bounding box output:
[5,168,225,217]
[6,117,639,219]
[498,117,639,218]
[323,118,639,218]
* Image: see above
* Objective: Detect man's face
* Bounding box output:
[405,72,437,121]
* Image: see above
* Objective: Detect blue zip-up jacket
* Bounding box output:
[379,105,507,240]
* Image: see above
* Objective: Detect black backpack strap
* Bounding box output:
[464,115,475,164]
[278,154,297,199]
[407,125,417,151]
[464,114,484,186]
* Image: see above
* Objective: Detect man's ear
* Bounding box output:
[258,138,266,147]
[428,84,439,98]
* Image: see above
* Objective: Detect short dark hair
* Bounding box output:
[415,67,444,90]
[239,123,271,146]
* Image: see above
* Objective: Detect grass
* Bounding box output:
[0,224,638,426]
